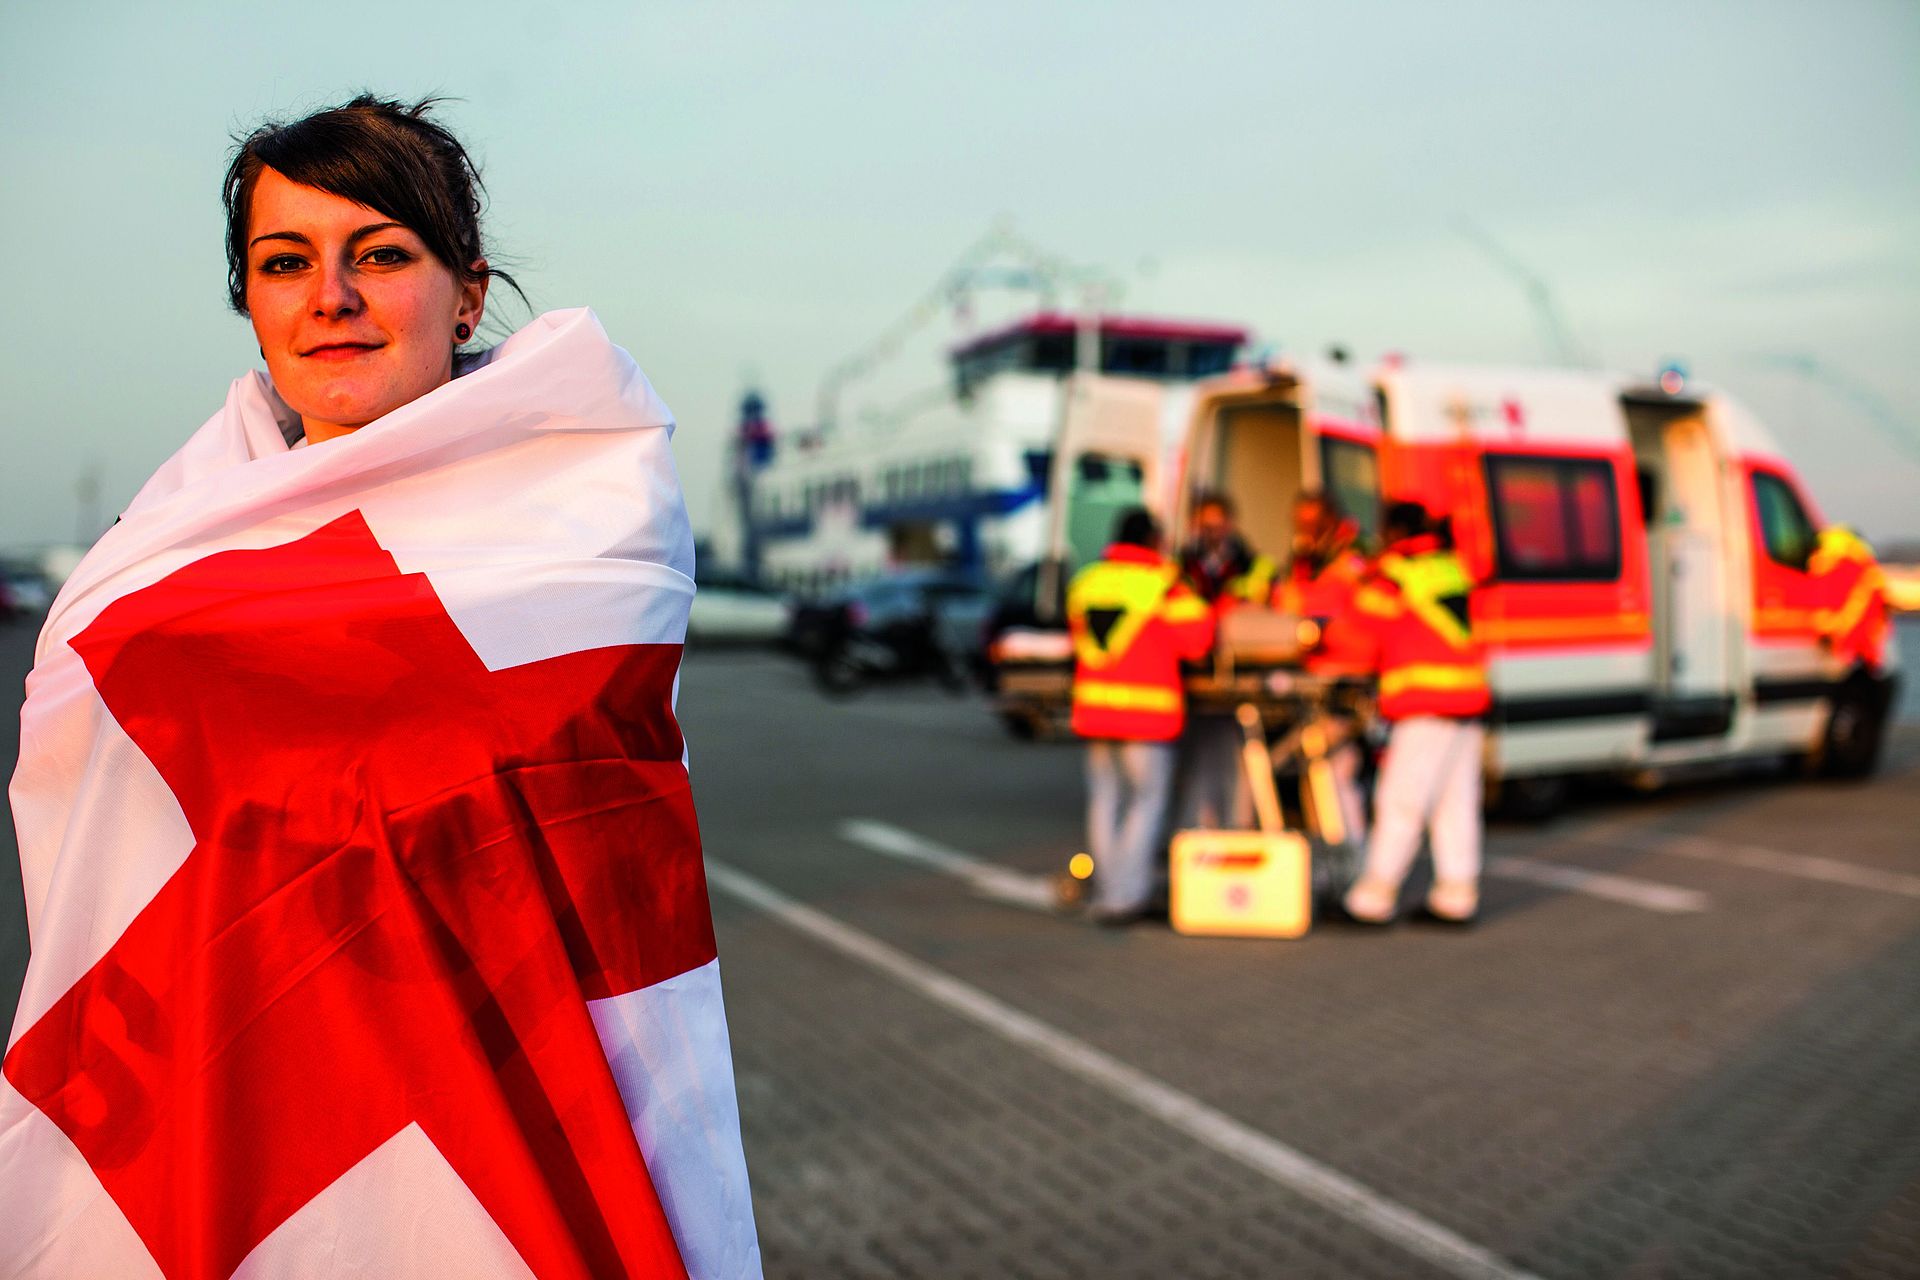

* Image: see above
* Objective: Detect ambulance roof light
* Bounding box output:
[1658,361,1688,396]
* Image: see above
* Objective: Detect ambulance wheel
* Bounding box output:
[1817,674,1891,779]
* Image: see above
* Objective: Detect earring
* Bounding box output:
[455,323,472,342]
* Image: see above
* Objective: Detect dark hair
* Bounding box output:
[1114,507,1161,549]
[1293,488,1330,513]
[223,94,522,322]
[1194,490,1236,519]
[1382,500,1431,544]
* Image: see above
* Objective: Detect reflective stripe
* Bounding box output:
[1808,528,1874,577]
[1068,561,1179,668]
[1074,680,1182,714]
[1815,567,1885,639]
[1381,552,1473,650]
[1379,664,1489,698]
[1161,595,1212,623]
[1380,552,1474,600]
[1354,586,1403,618]
[1226,555,1278,602]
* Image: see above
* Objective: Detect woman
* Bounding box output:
[1,97,761,1279]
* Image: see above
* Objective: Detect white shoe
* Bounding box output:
[1342,878,1399,925]
[1425,879,1479,924]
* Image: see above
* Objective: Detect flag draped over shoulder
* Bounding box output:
[1,309,762,1280]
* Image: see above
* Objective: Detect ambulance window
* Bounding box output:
[1751,471,1816,570]
[1484,454,1622,582]
[1320,437,1381,541]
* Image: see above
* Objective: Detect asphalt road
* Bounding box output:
[4,616,1919,1278]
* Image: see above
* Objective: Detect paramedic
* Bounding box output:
[1274,491,1368,638]
[1275,491,1372,842]
[1180,491,1277,605]
[1808,525,1892,672]
[1174,492,1273,828]
[1322,501,1490,925]
[1068,508,1217,924]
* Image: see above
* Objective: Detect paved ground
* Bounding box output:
[3,615,1919,1278]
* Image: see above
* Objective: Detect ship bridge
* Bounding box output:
[950,312,1247,399]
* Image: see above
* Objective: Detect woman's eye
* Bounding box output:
[259,255,306,274]
[360,246,412,267]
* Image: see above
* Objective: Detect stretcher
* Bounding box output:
[1055,670,1372,935]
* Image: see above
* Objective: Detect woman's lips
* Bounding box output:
[300,342,384,362]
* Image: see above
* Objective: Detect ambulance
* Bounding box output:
[992,356,1903,792]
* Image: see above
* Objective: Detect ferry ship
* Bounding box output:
[722,312,1248,596]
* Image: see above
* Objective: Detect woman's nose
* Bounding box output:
[311,258,363,317]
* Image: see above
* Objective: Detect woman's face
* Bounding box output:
[244,167,486,443]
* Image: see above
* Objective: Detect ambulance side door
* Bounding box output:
[1742,461,1833,744]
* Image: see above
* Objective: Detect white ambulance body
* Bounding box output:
[1383,363,1900,785]
[1027,357,1901,784]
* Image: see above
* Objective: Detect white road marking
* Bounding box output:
[1483,855,1709,915]
[705,858,1540,1280]
[1600,831,1920,901]
[839,818,1058,912]
[849,813,1712,919]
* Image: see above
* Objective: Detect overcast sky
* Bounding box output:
[3,0,1916,551]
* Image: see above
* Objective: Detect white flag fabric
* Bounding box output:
[1,309,762,1279]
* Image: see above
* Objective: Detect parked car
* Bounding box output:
[2,561,54,615]
[788,570,988,694]
[0,559,51,620]
[687,572,790,646]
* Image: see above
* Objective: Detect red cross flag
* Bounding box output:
[2,310,761,1279]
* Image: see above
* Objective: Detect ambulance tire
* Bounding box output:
[1816,673,1892,780]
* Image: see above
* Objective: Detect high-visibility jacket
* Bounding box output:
[1808,526,1891,671]
[1275,546,1371,676]
[1068,543,1217,740]
[1180,534,1276,606]
[1323,533,1489,721]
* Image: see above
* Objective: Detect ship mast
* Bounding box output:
[814,222,1123,433]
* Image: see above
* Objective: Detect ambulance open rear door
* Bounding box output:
[1034,373,1170,622]
[1175,363,1382,553]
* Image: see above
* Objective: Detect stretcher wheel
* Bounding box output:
[1051,870,1089,912]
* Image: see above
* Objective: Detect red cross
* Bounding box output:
[1501,398,1526,432]
[4,512,714,1279]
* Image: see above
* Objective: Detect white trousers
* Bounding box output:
[1358,717,1484,890]
[1086,739,1178,913]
